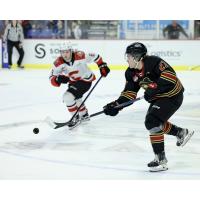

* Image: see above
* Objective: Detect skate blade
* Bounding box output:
[81,118,90,123]
[181,130,194,147]
[68,120,81,130]
[149,165,168,172]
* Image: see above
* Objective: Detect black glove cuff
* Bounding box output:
[56,75,69,84]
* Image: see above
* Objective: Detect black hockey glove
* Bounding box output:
[98,62,110,77]
[103,101,120,116]
[56,75,69,84]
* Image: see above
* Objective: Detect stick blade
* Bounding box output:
[44,116,57,129]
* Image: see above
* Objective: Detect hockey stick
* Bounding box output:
[88,96,144,117]
[46,96,144,129]
[68,75,103,123]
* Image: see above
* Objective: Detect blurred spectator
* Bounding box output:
[67,21,74,39]
[27,23,40,38]
[0,20,9,38]
[72,22,82,39]
[71,21,76,39]
[40,25,53,38]
[56,20,64,38]
[21,20,32,38]
[194,20,200,39]
[3,20,25,69]
[163,20,189,39]
[0,21,5,38]
[81,21,89,39]
[47,20,58,37]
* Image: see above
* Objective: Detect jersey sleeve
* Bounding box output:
[151,60,184,98]
[49,57,65,87]
[116,69,140,104]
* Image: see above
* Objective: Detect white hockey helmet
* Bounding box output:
[59,43,73,52]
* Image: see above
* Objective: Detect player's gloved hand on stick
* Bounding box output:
[98,62,110,77]
[103,101,120,116]
[56,75,69,84]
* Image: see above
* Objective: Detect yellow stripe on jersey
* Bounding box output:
[155,79,183,98]
[120,91,137,100]
[160,70,177,84]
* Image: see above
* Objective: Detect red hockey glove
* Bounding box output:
[99,62,110,77]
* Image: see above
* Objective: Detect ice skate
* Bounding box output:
[17,65,24,69]
[80,112,90,122]
[148,151,168,172]
[176,128,194,147]
[68,115,81,130]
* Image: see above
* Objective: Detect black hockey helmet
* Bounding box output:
[126,42,147,61]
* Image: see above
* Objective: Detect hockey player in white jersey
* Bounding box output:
[49,44,110,129]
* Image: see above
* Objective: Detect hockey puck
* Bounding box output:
[33,128,39,134]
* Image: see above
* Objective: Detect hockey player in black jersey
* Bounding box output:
[103,42,194,172]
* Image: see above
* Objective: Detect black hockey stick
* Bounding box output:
[88,96,144,118]
[46,96,144,129]
[68,75,103,123]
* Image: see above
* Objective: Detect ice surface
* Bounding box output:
[0,69,200,179]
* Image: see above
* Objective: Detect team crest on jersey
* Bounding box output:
[159,61,168,71]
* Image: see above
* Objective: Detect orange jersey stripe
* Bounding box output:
[161,72,177,81]
[150,134,164,143]
[163,122,172,134]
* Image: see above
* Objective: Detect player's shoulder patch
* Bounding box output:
[74,51,85,60]
[159,60,169,71]
[54,56,64,67]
